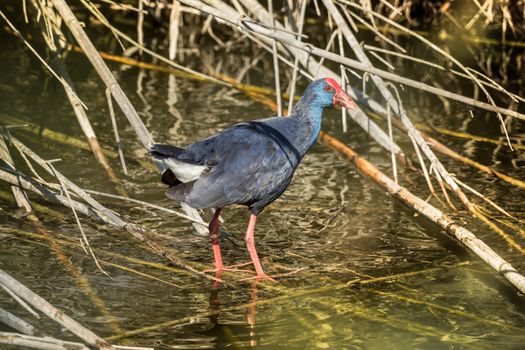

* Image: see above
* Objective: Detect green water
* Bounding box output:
[0,5,524,350]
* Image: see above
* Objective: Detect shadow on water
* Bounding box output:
[0,5,525,350]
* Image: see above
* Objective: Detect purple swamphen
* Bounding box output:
[150,78,356,281]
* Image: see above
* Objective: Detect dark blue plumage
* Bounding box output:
[150,78,355,280]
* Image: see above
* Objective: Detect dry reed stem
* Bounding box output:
[338,0,521,138]
[0,131,34,216]
[409,134,436,196]
[0,269,115,349]
[181,0,525,122]
[0,167,97,219]
[323,0,472,212]
[0,332,90,350]
[0,187,65,220]
[423,134,525,190]
[0,308,37,336]
[0,9,86,111]
[286,0,307,115]
[52,164,110,276]
[49,54,120,184]
[0,136,224,284]
[50,0,209,237]
[137,0,144,55]
[418,123,525,151]
[169,0,181,60]
[0,112,155,171]
[267,0,282,116]
[454,177,516,220]
[83,189,207,226]
[1,285,40,320]
[208,0,405,159]
[338,29,348,131]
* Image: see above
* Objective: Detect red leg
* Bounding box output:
[209,207,223,271]
[245,215,275,282]
[206,208,253,274]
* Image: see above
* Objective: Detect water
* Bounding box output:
[0,6,524,350]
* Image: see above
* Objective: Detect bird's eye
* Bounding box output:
[324,85,333,92]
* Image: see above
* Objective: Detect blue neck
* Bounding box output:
[291,99,325,147]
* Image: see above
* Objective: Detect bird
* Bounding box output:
[150,78,356,281]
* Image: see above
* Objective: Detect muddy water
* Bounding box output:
[0,9,524,350]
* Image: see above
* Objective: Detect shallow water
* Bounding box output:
[0,7,525,350]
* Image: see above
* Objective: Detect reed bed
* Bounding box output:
[0,0,524,349]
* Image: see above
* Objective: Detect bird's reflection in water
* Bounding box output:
[208,272,222,325]
[208,271,259,347]
[246,280,258,347]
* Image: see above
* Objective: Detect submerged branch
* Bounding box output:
[318,131,525,294]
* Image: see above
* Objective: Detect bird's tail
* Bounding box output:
[149,144,208,185]
[149,144,185,186]
[149,144,185,159]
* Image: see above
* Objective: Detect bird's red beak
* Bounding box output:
[333,90,356,109]
[324,78,356,110]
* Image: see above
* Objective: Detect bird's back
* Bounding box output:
[163,116,311,213]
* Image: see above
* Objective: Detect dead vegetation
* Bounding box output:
[0,1,524,349]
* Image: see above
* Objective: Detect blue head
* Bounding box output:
[290,78,356,146]
[293,78,356,113]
